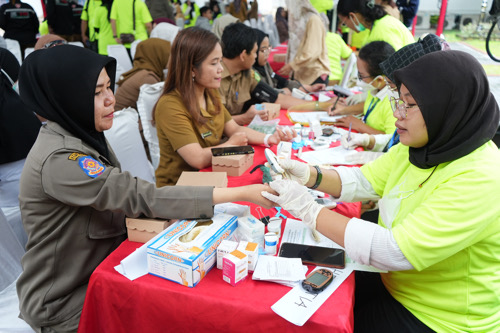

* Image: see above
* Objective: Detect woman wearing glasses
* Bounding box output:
[333,41,396,135]
[262,50,500,332]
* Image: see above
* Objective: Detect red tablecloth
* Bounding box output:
[78,110,360,333]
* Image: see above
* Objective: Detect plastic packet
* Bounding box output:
[248,115,280,134]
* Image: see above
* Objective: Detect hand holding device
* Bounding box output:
[262,179,323,230]
[302,269,335,293]
[341,132,370,149]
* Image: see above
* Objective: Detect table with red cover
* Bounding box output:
[78,111,361,333]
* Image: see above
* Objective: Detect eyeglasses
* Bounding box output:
[43,39,68,49]
[260,47,270,54]
[383,76,397,91]
[390,97,419,119]
[357,72,372,81]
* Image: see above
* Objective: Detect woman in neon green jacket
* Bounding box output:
[262,50,500,332]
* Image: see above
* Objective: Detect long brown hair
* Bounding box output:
[156,27,222,125]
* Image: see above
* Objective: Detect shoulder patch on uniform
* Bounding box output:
[78,156,105,178]
[68,152,87,161]
[254,71,261,82]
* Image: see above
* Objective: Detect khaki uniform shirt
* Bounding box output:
[219,61,260,116]
[155,90,232,186]
[17,121,213,330]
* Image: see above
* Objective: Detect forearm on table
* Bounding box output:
[336,102,364,116]
[276,93,309,109]
[231,113,251,126]
[240,126,265,145]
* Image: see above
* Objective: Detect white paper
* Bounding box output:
[288,111,328,124]
[271,266,354,326]
[114,230,166,280]
[282,219,386,273]
[297,146,358,165]
[252,256,306,283]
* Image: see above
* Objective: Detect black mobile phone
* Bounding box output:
[211,145,255,157]
[278,242,345,269]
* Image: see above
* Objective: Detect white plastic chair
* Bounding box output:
[130,39,142,60]
[104,107,155,183]
[107,44,132,72]
[68,41,84,47]
[5,39,22,64]
[136,82,164,170]
[24,47,34,59]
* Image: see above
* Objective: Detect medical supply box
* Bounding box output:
[147,213,238,287]
[217,240,239,269]
[212,153,254,177]
[126,217,170,243]
[237,241,259,272]
[223,249,248,286]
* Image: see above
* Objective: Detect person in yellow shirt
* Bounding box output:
[333,41,396,135]
[337,0,414,51]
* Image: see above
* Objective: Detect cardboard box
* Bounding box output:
[262,102,281,120]
[176,171,228,188]
[126,217,171,243]
[237,241,259,272]
[222,249,248,286]
[217,240,239,269]
[212,153,254,177]
[147,213,238,287]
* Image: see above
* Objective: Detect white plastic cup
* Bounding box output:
[264,232,278,255]
[267,217,281,238]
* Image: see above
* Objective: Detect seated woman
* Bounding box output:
[155,27,294,187]
[114,38,170,111]
[16,44,274,332]
[252,28,324,95]
[333,41,396,135]
[263,50,500,332]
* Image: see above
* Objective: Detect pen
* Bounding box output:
[347,122,352,141]
[332,95,340,110]
[235,91,238,101]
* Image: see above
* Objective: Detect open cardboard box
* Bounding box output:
[126,217,172,243]
[212,153,254,177]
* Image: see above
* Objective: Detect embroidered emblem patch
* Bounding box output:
[68,152,87,161]
[78,156,105,178]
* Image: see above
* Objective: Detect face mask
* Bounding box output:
[357,75,381,93]
[350,15,366,32]
[387,89,399,100]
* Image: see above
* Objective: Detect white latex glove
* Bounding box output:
[341,132,370,149]
[345,91,368,105]
[262,180,323,230]
[344,151,384,164]
[266,159,310,185]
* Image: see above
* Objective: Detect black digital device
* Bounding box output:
[301,268,335,293]
[211,145,255,156]
[279,242,345,269]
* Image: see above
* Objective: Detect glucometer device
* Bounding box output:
[264,148,284,174]
[301,268,334,293]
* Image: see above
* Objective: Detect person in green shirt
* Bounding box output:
[110,0,153,49]
[337,0,414,51]
[333,41,396,135]
[262,50,500,332]
[81,0,102,47]
[93,0,116,55]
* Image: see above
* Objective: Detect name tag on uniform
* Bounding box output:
[201,131,212,139]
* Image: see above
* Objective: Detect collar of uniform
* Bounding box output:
[375,85,390,100]
[221,60,246,81]
[199,92,216,118]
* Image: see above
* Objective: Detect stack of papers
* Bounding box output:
[252,256,307,287]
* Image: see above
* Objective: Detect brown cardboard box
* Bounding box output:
[262,102,281,120]
[126,218,171,243]
[273,53,286,63]
[176,171,228,188]
[212,153,254,177]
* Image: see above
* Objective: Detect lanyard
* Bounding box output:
[363,98,379,123]
[387,129,400,149]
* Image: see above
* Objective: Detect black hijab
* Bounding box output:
[19,45,116,159]
[393,50,499,169]
[0,48,41,164]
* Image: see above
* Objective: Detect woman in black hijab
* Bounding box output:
[261,50,500,331]
[16,45,275,332]
[0,48,41,248]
